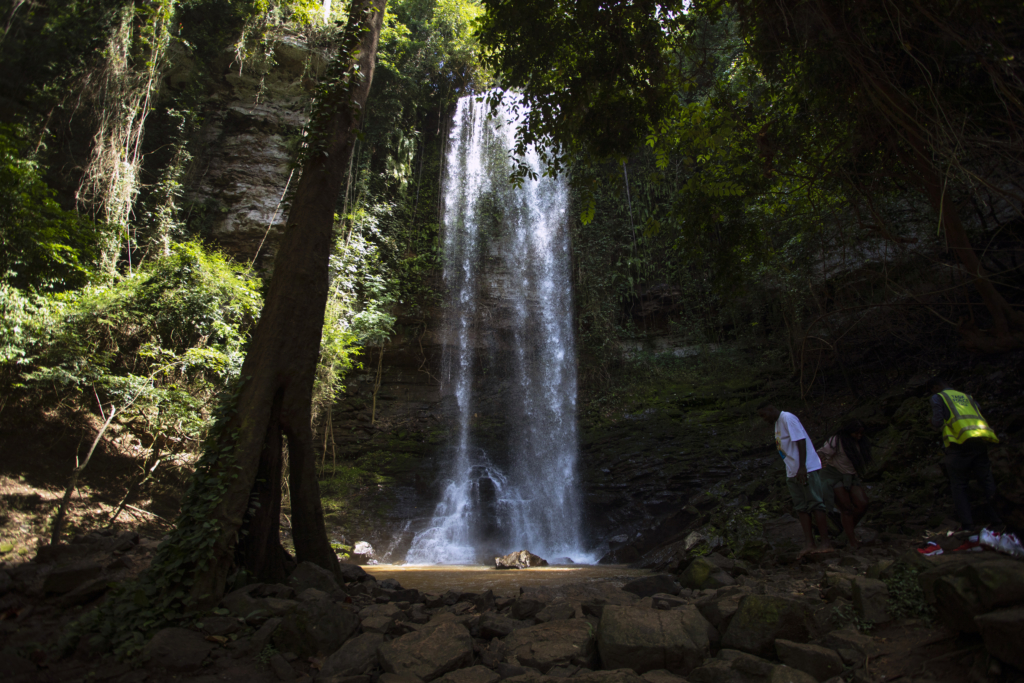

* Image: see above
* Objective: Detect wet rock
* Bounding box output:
[775,640,843,681]
[596,604,710,675]
[721,595,814,658]
[495,551,549,570]
[321,632,385,678]
[679,558,735,591]
[378,621,473,681]
[439,665,502,683]
[850,577,888,623]
[42,562,103,594]
[621,575,681,598]
[480,613,530,639]
[975,606,1024,670]
[272,598,360,657]
[287,561,341,594]
[143,627,215,672]
[503,619,596,672]
[535,602,577,623]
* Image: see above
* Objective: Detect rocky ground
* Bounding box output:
[1,525,1022,683]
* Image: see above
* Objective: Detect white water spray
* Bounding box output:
[405,93,588,564]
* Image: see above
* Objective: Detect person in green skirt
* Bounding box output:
[818,419,872,549]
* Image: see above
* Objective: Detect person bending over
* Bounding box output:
[818,419,872,549]
[928,377,1001,535]
[758,403,833,556]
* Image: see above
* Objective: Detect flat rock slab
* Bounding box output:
[438,665,502,683]
[597,604,710,675]
[504,619,596,672]
[721,595,813,658]
[621,575,681,598]
[144,627,215,672]
[322,632,385,678]
[273,598,360,657]
[975,606,1024,670]
[775,639,843,681]
[287,561,341,594]
[378,621,473,681]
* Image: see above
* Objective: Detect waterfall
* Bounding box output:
[405,93,587,564]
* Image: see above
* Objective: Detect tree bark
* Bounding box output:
[189,0,387,603]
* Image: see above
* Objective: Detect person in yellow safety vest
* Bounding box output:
[927,377,1002,535]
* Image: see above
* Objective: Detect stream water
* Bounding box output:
[405,93,588,565]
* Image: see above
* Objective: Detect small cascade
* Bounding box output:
[405,93,587,564]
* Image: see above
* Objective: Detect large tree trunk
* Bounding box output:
[189,0,387,603]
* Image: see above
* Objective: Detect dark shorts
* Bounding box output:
[820,465,863,491]
[786,469,827,513]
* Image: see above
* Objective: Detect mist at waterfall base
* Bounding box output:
[404,93,596,566]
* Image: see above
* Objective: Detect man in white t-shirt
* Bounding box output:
[758,403,834,556]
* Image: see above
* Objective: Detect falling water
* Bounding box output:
[405,93,587,564]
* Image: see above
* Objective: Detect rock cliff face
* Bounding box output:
[184,36,326,271]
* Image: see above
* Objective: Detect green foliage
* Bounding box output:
[831,602,873,633]
[6,242,261,475]
[884,562,935,621]
[0,126,102,291]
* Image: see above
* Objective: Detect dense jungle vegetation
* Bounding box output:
[0,0,1022,657]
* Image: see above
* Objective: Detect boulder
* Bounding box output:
[0,648,37,678]
[379,675,424,683]
[504,619,596,672]
[689,650,818,683]
[640,670,687,683]
[361,603,404,619]
[511,597,547,620]
[478,613,527,639]
[818,626,880,658]
[679,558,735,591]
[621,575,681,598]
[269,652,297,681]
[975,607,1024,670]
[201,616,241,636]
[496,551,549,569]
[962,560,1024,609]
[721,595,813,658]
[222,584,298,620]
[775,640,843,681]
[338,562,370,582]
[932,575,983,632]
[287,561,340,594]
[597,604,710,675]
[378,621,474,681]
[272,598,360,657]
[574,670,647,683]
[322,633,385,677]
[439,665,502,683]
[850,577,888,623]
[42,562,103,594]
[363,615,397,634]
[651,594,687,610]
[535,602,578,623]
[0,570,11,596]
[143,627,215,672]
[696,593,745,632]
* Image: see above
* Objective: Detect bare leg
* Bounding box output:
[814,510,834,551]
[834,485,859,549]
[850,485,869,526]
[798,511,817,555]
